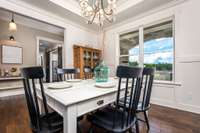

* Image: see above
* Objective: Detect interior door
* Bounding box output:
[58,46,62,68]
[45,51,50,83]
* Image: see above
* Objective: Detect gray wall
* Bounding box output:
[0,19,64,71]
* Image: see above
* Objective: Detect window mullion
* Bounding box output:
[139,26,144,67]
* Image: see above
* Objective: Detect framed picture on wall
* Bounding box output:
[1,45,23,64]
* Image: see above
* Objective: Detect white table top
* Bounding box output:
[38,78,125,106]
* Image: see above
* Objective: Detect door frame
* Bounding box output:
[36,36,64,82]
[36,36,64,66]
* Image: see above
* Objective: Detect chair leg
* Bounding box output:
[77,122,82,133]
[143,111,150,130]
[135,118,139,133]
[88,125,93,133]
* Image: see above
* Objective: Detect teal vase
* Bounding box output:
[94,61,109,82]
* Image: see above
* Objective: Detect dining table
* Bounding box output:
[36,78,126,133]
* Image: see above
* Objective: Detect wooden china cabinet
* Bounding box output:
[73,45,101,79]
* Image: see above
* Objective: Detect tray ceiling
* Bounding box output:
[5,0,177,31]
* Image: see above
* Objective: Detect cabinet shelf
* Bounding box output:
[73,45,101,79]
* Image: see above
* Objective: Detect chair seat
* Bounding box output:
[88,106,136,133]
[31,111,63,133]
[41,112,63,128]
[119,97,150,112]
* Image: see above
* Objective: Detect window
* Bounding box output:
[119,20,174,81]
[119,30,139,66]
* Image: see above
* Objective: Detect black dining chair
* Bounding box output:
[56,68,65,81]
[21,66,63,133]
[84,66,93,79]
[87,66,143,133]
[63,68,80,80]
[119,67,155,131]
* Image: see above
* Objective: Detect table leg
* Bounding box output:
[63,105,77,133]
[38,99,44,114]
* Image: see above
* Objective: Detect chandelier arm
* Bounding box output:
[88,9,97,24]
[104,14,113,23]
[101,0,113,16]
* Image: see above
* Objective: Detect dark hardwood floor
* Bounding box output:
[0,95,200,133]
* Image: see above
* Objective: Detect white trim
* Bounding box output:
[139,26,144,66]
[151,98,200,114]
[117,0,144,14]
[49,0,145,19]
[36,36,64,82]
[36,36,64,66]
[0,89,24,98]
[37,36,64,44]
[176,56,200,63]
[114,33,120,69]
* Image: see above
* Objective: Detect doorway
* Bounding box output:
[37,37,64,83]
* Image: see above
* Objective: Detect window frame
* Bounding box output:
[117,17,175,82]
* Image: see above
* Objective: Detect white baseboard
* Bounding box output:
[151,98,200,114]
[0,89,24,98]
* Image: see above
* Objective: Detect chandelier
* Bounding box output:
[79,0,117,26]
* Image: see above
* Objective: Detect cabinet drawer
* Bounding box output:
[77,93,116,116]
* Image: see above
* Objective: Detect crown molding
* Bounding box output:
[117,0,144,13]
[50,0,145,17]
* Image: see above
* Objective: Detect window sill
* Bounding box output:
[153,80,181,86]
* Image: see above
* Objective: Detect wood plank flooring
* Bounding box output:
[0,95,200,133]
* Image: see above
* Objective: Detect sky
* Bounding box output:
[129,37,173,64]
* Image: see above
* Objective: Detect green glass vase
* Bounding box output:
[94,61,109,82]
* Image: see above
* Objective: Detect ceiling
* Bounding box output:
[0,9,64,36]
[4,0,177,31]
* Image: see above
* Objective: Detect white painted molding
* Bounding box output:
[151,98,200,114]
[36,36,64,66]
[0,89,24,98]
[117,0,144,13]
[50,0,145,17]
[176,56,200,63]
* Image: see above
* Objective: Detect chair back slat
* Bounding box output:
[39,78,49,114]
[127,78,135,125]
[141,67,155,110]
[21,66,48,130]
[113,66,143,130]
[84,67,93,79]
[23,79,40,129]
[56,68,65,81]
[63,68,78,80]
[32,79,40,119]
[57,68,80,81]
